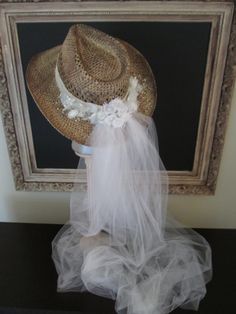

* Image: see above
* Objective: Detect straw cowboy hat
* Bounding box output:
[26,24,157,144]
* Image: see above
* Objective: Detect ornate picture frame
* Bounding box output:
[0,0,235,194]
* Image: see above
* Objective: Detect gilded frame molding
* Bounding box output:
[0,0,235,194]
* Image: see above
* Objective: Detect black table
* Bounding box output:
[0,223,235,314]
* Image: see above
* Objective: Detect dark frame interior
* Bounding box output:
[17,21,211,171]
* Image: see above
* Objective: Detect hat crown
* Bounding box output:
[57,24,130,105]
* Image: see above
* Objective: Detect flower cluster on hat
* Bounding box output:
[55,65,142,128]
[89,98,132,128]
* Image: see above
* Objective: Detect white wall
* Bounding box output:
[1,84,236,228]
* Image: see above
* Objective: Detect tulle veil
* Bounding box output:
[52,111,212,314]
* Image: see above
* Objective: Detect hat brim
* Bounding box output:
[26,40,157,144]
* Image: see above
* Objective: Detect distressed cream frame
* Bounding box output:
[0,1,235,194]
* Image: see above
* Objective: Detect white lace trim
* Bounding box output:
[55,66,142,128]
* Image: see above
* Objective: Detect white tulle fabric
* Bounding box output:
[52,109,212,314]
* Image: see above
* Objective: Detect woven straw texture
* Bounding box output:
[26,24,157,144]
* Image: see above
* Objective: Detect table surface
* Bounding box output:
[0,222,235,314]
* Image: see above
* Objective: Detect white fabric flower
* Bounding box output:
[103,114,115,126]
[67,109,79,119]
[96,110,107,121]
[112,117,125,128]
